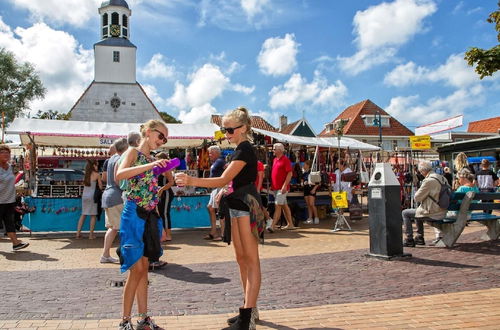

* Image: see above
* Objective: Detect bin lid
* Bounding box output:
[368,163,400,187]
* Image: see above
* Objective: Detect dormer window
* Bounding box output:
[111,12,119,25]
[325,123,335,132]
[362,115,390,127]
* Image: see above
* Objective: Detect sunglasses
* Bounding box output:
[220,125,243,134]
[153,129,168,144]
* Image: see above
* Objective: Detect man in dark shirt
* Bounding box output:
[205,146,225,240]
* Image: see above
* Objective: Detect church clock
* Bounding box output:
[110,96,121,111]
[110,24,120,37]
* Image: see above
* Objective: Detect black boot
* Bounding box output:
[227,307,259,325]
[223,308,252,330]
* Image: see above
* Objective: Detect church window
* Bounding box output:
[131,103,136,106]
[102,13,108,26]
[113,51,120,62]
[102,27,108,38]
[111,12,119,25]
[123,28,128,37]
[122,15,128,27]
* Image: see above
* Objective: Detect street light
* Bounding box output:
[372,111,382,149]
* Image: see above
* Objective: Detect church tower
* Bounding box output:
[94,0,135,83]
[69,0,163,123]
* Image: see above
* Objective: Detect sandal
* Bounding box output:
[212,236,223,241]
[203,234,214,240]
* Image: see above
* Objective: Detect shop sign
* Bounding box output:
[409,135,431,150]
[99,138,115,145]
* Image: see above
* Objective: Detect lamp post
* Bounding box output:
[373,111,382,149]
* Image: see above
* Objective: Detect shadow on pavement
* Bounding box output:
[153,263,231,284]
[452,240,500,256]
[259,320,341,330]
[397,256,481,269]
[0,250,59,262]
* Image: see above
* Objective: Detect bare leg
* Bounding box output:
[231,217,248,296]
[282,204,294,227]
[76,215,86,238]
[89,216,96,239]
[234,216,261,308]
[102,228,118,257]
[122,257,148,320]
[311,196,318,218]
[207,206,218,237]
[135,258,150,315]
[7,232,21,245]
[272,204,282,229]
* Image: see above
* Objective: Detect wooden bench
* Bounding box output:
[426,191,500,247]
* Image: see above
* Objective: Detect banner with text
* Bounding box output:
[410,135,431,150]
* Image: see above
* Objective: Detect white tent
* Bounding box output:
[252,128,380,151]
[6,118,223,148]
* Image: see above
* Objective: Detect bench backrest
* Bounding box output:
[448,192,500,212]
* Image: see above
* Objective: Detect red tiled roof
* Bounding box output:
[210,115,277,131]
[279,120,300,134]
[467,116,500,133]
[318,99,414,137]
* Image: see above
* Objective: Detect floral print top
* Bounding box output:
[125,151,159,211]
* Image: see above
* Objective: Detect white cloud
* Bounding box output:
[139,53,177,80]
[386,86,485,125]
[338,0,437,75]
[198,0,282,31]
[257,33,299,77]
[141,84,167,108]
[241,0,270,21]
[178,103,217,124]
[0,18,93,114]
[269,72,347,109]
[384,53,481,88]
[8,0,101,27]
[231,84,255,95]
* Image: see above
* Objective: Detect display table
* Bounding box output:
[24,195,212,232]
[170,194,211,228]
[24,197,107,232]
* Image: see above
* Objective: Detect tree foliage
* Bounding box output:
[464,2,500,79]
[160,111,182,123]
[33,109,70,120]
[0,48,46,122]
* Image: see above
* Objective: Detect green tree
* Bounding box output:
[0,48,46,122]
[160,111,182,123]
[33,109,70,120]
[464,2,500,79]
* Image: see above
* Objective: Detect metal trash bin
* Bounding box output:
[367,163,410,259]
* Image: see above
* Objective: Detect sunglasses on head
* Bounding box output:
[153,129,168,144]
[220,125,243,134]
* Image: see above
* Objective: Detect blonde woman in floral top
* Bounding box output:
[116,120,169,330]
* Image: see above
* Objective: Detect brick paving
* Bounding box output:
[1,217,499,329]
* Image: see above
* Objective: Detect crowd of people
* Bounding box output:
[401,156,499,247]
[2,109,500,330]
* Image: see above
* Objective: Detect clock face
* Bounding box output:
[110,24,120,37]
[110,97,121,111]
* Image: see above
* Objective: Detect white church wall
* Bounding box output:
[94,46,136,84]
[70,82,162,123]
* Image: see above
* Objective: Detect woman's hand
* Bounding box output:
[174,172,189,187]
[151,159,169,169]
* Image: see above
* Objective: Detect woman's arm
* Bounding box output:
[116,149,168,181]
[97,172,103,190]
[176,160,245,188]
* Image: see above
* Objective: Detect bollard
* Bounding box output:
[367,163,411,259]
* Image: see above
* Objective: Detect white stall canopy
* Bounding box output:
[7,118,222,148]
[252,128,380,151]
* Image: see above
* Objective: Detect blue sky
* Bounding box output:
[0,0,498,134]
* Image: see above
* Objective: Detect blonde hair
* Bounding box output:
[139,120,168,138]
[222,106,253,142]
[454,152,468,171]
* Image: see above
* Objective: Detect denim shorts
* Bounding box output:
[229,208,250,218]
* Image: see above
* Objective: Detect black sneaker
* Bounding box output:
[403,238,415,247]
[119,320,134,330]
[414,235,426,245]
[13,242,29,251]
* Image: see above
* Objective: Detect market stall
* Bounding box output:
[252,128,380,224]
[6,118,224,232]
